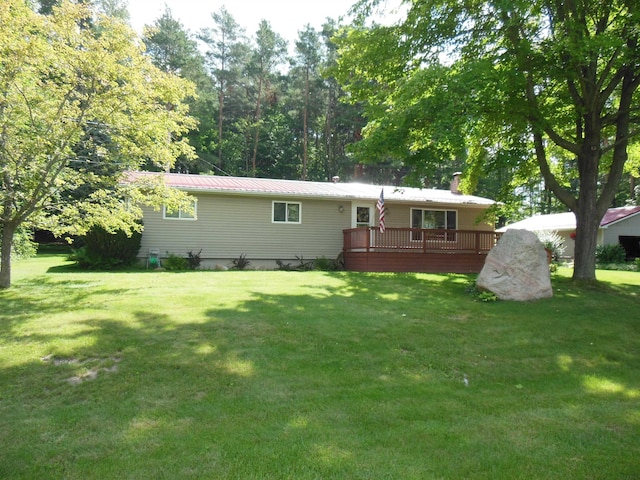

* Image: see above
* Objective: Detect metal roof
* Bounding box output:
[600,206,640,227]
[497,206,640,232]
[497,212,576,232]
[126,171,495,207]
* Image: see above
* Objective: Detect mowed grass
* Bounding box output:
[1,255,639,479]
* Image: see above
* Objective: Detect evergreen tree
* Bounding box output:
[247,20,287,176]
[142,7,216,173]
[199,8,250,174]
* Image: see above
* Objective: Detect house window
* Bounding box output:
[411,209,457,240]
[163,199,197,220]
[273,201,301,223]
[356,206,371,227]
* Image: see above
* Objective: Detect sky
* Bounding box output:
[126,0,360,46]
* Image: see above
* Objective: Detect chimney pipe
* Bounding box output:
[450,172,462,194]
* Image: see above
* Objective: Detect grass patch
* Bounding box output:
[1,257,639,479]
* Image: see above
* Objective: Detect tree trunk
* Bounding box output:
[218,87,224,168]
[572,138,607,282]
[0,221,16,289]
[572,207,600,282]
[302,67,309,181]
[251,73,263,177]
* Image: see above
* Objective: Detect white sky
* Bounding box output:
[127,0,358,46]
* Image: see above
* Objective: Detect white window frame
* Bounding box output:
[411,208,458,241]
[351,203,375,228]
[272,201,301,224]
[163,199,197,220]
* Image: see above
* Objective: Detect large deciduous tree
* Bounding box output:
[338,0,640,281]
[0,0,195,288]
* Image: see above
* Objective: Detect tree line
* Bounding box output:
[141,6,371,184]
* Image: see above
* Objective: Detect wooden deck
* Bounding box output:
[343,228,501,273]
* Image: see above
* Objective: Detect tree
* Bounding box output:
[0,0,196,288]
[247,20,287,176]
[198,7,249,173]
[337,0,640,281]
[142,7,216,173]
[293,25,322,180]
[35,0,129,21]
[93,0,129,21]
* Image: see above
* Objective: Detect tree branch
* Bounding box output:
[533,129,577,211]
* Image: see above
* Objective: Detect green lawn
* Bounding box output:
[1,255,639,479]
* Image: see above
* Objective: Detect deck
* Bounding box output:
[343,228,501,273]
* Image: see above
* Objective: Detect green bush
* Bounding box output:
[314,256,343,271]
[231,254,251,270]
[596,244,626,264]
[187,250,202,270]
[13,227,38,259]
[70,224,141,270]
[163,253,189,271]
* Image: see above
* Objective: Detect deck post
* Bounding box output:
[366,227,371,252]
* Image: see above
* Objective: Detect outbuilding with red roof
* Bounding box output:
[498,206,640,260]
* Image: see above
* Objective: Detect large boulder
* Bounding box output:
[477,229,553,301]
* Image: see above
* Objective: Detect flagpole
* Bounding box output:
[377,188,385,234]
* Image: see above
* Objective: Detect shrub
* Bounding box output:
[596,244,626,264]
[294,256,314,271]
[231,254,251,270]
[0,225,37,263]
[465,281,498,302]
[13,227,38,259]
[69,224,141,270]
[276,260,293,271]
[187,250,202,270]
[636,258,640,272]
[314,256,343,271]
[163,253,189,271]
[535,230,566,262]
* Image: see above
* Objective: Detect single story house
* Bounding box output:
[130,171,498,273]
[498,206,640,259]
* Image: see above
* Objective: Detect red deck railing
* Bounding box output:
[343,228,501,254]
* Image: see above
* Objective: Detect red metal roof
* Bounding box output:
[125,171,495,206]
[600,206,640,226]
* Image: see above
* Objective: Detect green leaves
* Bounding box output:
[337,0,640,280]
[0,0,196,286]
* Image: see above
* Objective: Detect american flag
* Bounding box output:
[377,188,385,233]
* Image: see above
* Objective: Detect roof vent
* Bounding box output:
[332,176,340,183]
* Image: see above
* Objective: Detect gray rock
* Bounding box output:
[477,229,553,301]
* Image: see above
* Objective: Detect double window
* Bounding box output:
[163,199,197,220]
[273,201,301,224]
[411,209,457,240]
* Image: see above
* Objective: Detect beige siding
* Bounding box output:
[602,214,640,245]
[382,203,493,230]
[140,194,351,262]
[559,231,576,258]
[139,194,493,264]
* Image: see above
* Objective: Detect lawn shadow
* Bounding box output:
[1,267,639,478]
